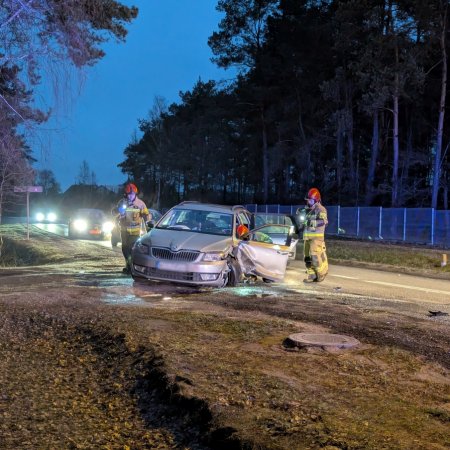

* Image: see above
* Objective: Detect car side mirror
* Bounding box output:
[146,221,154,230]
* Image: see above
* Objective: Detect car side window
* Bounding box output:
[238,212,250,227]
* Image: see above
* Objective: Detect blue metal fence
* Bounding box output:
[246,204,450,248]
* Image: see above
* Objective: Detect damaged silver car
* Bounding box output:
[130,201,297,287]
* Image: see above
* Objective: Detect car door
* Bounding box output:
[234,224,292,282]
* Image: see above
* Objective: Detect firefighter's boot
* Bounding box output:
[303,268,317,283]
[314,272,327,282]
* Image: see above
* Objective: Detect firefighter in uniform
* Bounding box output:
[116,183,151,274]
[300,187,328,283]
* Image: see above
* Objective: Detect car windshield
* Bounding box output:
[149,209,162,221]
[75,209,104,221]
[156,208,233,236]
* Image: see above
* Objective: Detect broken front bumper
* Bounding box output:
[131,253,229,286]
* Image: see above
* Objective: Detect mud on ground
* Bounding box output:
[0,227,449,449]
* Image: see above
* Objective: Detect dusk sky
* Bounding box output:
[34,0,230,192]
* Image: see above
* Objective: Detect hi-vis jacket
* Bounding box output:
[119,198,150,236]
[303,202,328,240]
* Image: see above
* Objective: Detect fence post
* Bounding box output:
[431,208,435,246]
[277,204,280,214]
[403,208,407,241]
[356,207,360,237]
[378,206,382,239]
[337,205,341,235]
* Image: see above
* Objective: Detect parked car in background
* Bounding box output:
[68,208,114,240]
[110,208,162,247]
[130,201,295,287]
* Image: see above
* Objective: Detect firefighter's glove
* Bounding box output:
[308,219,317,229]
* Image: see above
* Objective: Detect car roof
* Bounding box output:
[75,208,105,214]
[174,201,248,214]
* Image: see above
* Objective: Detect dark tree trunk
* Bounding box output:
[345,83,355,182]
[399,124,413,204]
[443,173,448,210]
[261,108,269,203]
[336,117,344,201]
[392,87,400,206]
[365,111,379,205]
[432,2,447,209]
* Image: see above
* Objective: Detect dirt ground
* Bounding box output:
[0,230,449,449]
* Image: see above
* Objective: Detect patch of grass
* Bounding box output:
[159,310,290,341]
[426,408,450,423]
[0,224,116,267]
[111,306,450,450]
[0,234,70,267]
[326,237,450,275]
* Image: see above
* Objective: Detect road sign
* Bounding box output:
[13,186,43,239]
[14,186,43,193]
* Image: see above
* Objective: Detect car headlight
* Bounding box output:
[47,212,57,222]
[102,221,114,233]
[36,212,45,222]
[73,219,88,231]
[202,252,225,261]
[134,241,149,255]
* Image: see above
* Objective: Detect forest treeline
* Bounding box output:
[0,0,137,221]
[119,0,450,209]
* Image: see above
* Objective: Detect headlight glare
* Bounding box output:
[74,219,88,231]
[47,212,57,222]
[102,221,114,233]
[36,212,45,222]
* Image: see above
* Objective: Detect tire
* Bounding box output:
[111,229,120,247]
[226,258,241,287]
[132,274,147,283]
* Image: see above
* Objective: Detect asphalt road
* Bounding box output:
[34,222,450,309]
[284,261,450,307]
[35,222,120,250]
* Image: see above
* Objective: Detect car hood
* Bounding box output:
[141,229,233,253]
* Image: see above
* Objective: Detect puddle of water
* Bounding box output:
[75,276,134,288]
[226,286,283,298]
[102,293,145,305]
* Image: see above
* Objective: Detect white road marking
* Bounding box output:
[286,287,412,303]
[328,273,450,297]
[365,280,450,296]
[330,274,359,280]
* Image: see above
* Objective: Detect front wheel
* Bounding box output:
[225,258,241,287]
[132,274,147,283]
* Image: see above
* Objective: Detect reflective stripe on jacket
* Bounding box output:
[119,197,150,236]
[303,202,328,240]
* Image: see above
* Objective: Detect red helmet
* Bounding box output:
[305,187,321,203]
[236,224,249,237]
[124,183,138,194]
